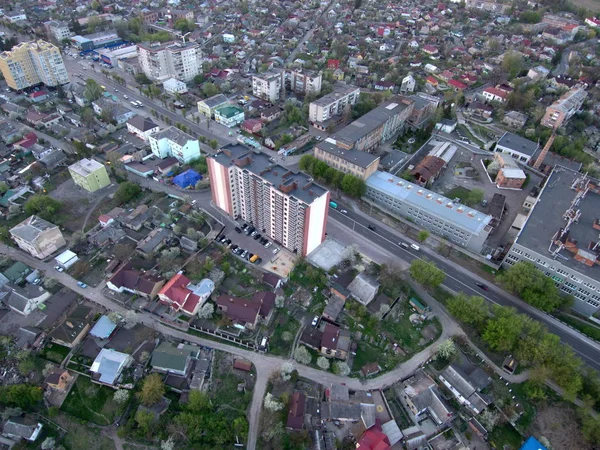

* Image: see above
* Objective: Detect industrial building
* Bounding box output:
[208,144,329,256]
[365,171,493,253]
[0,40,69,90]
[503,167,600,315]
[70,31,123,52]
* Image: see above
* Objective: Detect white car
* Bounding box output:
[54,265,64,273]
[311,316,319,326]
[264,242,272,248]
[123,95,128,99]
[340,209,348,214]
[273,247,280,254]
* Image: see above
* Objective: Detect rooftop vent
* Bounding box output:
[426,194,433,199]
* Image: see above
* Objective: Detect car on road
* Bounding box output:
[367,225,376,231]
[77,281,87,288]
[475,282,488,291]
[311,316,319,327]
[235,227,242,233]
[340,209,348,214]
[54,265,64,272]
[123,95,128,100]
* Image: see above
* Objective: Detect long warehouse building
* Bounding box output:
[208,144,330,256]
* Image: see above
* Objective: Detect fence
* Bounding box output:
[189,325,257,350]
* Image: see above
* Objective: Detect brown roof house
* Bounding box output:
[107,262,165,299]
[320,323,351,360]
[411,155,446,187]
[44,369,74,392]
[286,391,306,430]
[215,291,275,330]
[48,305,92,348]
[9,215,66,259]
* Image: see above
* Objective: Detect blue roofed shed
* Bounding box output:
[89,315,118,339]
[520,437,547,450]
[173,169,202,189]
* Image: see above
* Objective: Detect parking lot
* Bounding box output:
[218,223,280,267]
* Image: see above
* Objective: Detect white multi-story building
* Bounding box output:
[503,167,600,316]
[149,126,200,163]
[44,21,72,42]
[208,144,330,256]
[137,41,202,82]
[541,87,587,129]
[252,71,282,103]
[285,69,322,96]
[309,84,360,129]
[0,40,69,90]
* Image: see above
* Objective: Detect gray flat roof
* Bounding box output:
[316,139,379,169]
[311,84,360,107]
[211,144,328,204]
[367,171,493,234]
[199,93,228,109]
[153,126,195,146]
[333,96,413,144]
[516,166,600,279]
[497,132,539,157]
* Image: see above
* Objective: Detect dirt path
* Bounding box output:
[80,185,117,232]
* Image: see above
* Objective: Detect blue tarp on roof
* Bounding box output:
[173,169,202,189]
[520,437,548,450]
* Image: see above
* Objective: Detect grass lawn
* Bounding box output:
[210,355,252,422]
[554,312,600,341]
[269,314,300,357]
[40,343,71,363]
[445,186,472,202]
[61,376,119,425]
[489,422,523,450]
[353,342,381,369]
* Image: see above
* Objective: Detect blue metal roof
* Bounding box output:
[366,171,493,234]
[89,315,117,339]
[520,437,547,450]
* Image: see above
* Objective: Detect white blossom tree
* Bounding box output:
[41,437,56,450]
[317,356,330,370]
[42,363,55,377]
[436,339,457,360]
[113,389,130,404]
[122,310,139,329]
[281,331,294,342]
[334,361,351,376]
[264,392,283,411]
[197,302,215,319]
[479,409,500,430]
[161,436,175,450]
[294,346,312,365]
[280,361,294,381]
[275,295,285,308]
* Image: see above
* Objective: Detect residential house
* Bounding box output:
[89,315,118,340]
[320,323,351,360]
[215,291,275,330]
[0,283,51,316]
[214,105,245,128]
[172,169,202,189]
[360,362,381,378]
[355,421,392,450]
[494,153,526,189]
[2,417,43,442]
[260,106,283,123]
[347,273,380,306]
[400,75,416,94]
[436,119,458,134]
[411,156,446,187]
[439,362,492,414]
[136,228,173,255]
[149,127,200,163]
[90,348,132,386]
[10,215,66,259]
[467,102,493,119]
[158,274,215,316]
[0,120,24,144]
[44,369,73,392]
[48,305,92,348]
[502,111,528,129]
[482,87,508,103]
[2,261,31,284]
[241,118,263,134]
[68,158,110,192]
[126,116,160,142]
[403,369,453,425]
[163,78,188,94]
[322,296,345,322]
[286,392,306,430]
[197,93,229,118]
[120,205,151,231]
[495,132,539,164]
[107,262,165,299]
[151,341,200,376]
[88,227,127,247]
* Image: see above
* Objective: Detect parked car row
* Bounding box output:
[236,223,273,248]
[217,235,262,264]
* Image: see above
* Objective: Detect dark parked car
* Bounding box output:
[367,225,376,231]
[246,226,255,236]
[241,223,248,230]
[235,227,242,233]
[231,244,238,251]
[254,258,262,264]
[254,233,262,240]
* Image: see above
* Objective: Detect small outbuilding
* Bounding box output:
[172,169,202,189]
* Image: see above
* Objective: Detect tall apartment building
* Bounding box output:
[541,87,587,129]
[285,69,322,96]
[365,171,493,253]
[149,127,200,163]
[503,167,600,316]
[309,84,360,130]
[137,41,202,82]
[68,158,110,192]
[44,21,72,42]
[0,40,70,90]
[208,144,329,256]
[333,96,414,153]
[252,71,282,103]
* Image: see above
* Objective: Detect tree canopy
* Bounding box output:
[84,78,103,102]
[138,373,165,406]
[409,260,445,288]
[24,195,61,221]
[298,155,366,198]
[114,182,142,204]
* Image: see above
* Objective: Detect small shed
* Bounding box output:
[233,358,252,372]
[55,250,78,269]
[173,169,202,189]
[409,297,429,314]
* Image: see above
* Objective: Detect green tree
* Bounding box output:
[209,139,219,149]
[409,259,445,288]
[84,78,103,102]
[502,50,524,80]
[417,230,430,242]
[202,82,220,97]
[186,390,210,412]
[298,154,316,173]
[482,305,527,352]
[137,373,164,406]
[114,182,142,204]
[24,195,61,221]
[174,18,195,34]
[0,181,8,194]
[499,262,564,312]
[0,384,43,410]
[447,294,489,328]
[135,73,152,85]
[232,417,249,440]
[340,174,366,197]
[135,409,154,435]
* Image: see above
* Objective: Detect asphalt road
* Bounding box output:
[328,203,600,371]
